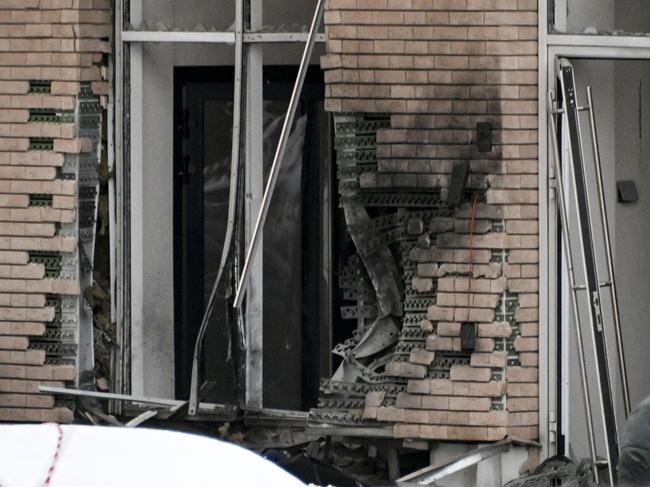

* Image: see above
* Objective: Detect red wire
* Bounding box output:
[43,423,63,486]
[467,195,479,303]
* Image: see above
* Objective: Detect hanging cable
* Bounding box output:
[467,194,479,306]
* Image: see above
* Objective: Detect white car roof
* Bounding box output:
[0,424,307,487]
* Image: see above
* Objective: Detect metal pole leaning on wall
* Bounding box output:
[547,92,599,484]
[559,62,619,485]
[233,0,325,308]
[586,86,631,418]
[188,0,245,416]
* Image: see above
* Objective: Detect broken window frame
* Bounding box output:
[539,0,650,462]
[110,0,327,412]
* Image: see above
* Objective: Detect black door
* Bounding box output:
[173,67,331,408]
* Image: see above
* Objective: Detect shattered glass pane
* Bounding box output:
[136,0,235,32]
[262,106,307,410]
[260,67,329,410]
[133,0,323,33]
[550,0,650,36]
[201,99,238,404]
[259,0,322,33]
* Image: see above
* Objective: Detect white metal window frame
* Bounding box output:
[110,0,325,406]
[539,0,650,461]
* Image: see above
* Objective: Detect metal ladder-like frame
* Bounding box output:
[547,60,632,486]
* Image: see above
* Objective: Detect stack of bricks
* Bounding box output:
[322,0,539,441]
[0,0,110,422]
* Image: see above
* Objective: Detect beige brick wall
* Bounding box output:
[323,0,539,441]
[0,0,110,423]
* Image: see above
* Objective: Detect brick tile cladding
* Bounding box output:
[0,0,110,422]
[322,0,539,441]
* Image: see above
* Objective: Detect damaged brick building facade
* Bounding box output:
[0,0,109,422]
[0,0,541,449]
[317,0,540,442]
[6,0,650,483]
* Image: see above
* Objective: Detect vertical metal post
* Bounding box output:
[586,86,632,418]
[110,0,125,409]
[233,0,325,308]
[548,92,599,483]
[109,0,120,333]
[188,0,245,415]
[128,0,144,395]
[244,0,264,409]
[127,0,144,398]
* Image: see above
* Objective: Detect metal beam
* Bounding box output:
[234,0,325,308]
[306,424,395,439]
[547,90,599,483]
[547,34,650,49]
[122,30,235,44]
[121,30,325,44]
[397,439,527,485]
[39,386,237,415]
[244,32,326,43]
[559,63,618,485]
[125,410,158,427]
[187,0,245,416]
[585,86,631,418]
[41,385,189,407]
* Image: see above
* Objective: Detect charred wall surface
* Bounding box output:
[313,0,539,442]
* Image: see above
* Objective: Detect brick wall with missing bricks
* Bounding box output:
[0,0,110,422]
[321,0,539,442]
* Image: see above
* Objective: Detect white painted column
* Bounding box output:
[245,0,264,408]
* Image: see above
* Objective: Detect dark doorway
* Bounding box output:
[173,66,332,409]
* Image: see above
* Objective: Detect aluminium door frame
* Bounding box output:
[538,8,650,460]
